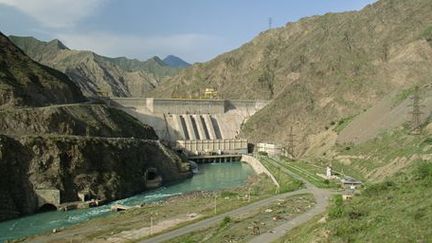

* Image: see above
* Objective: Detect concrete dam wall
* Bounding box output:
[111,98,269,156]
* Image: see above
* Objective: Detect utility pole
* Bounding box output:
[214,193,217,215]
[268,17,273,30]
[287,126,296,158]
[410,86,423,135]
[150,214,153,236]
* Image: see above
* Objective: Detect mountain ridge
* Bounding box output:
[163,55,191,68]
[0,33,85,107]
[9,36,186,97]
[151,0,432,155]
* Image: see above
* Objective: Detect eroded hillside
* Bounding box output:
[10,36,181,97]
[152,0,432,155]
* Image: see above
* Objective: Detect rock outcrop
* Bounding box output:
[0,135,190,221]
[0,33,85,108]
[0,32,191,222]
[0,104,158,139]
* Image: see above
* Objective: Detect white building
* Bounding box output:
[256,143,283,156]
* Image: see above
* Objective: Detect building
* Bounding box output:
[256,143,283,156]
[341,176,363,189]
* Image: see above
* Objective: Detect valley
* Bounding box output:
[1,0,432,242]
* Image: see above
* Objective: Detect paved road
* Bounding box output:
[141,157,335,243]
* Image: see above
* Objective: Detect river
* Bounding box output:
[0,162,253,242]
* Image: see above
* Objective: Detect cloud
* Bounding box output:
[0,0,107,28]
[55,32,227,62]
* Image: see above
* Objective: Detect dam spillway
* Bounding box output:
[110,98,268,157]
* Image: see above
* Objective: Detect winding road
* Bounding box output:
[141,158,335,243]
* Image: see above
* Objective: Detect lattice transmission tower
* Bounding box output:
[410,86,424,135]
[287,126,296,158]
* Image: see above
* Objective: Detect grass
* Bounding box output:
[392,86,416,107]
[280,162,432,242]
[264,157,339,189]
[168,194,316,243]
[330,127,432,179]
[333,115,356,134]
[258,156,304,193]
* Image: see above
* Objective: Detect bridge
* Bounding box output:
[108,97,269,161]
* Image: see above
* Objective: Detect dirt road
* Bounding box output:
[142,158,335,243]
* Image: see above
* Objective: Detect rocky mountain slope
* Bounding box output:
[9,36,182,97]
[0,33,191,222]
[151,0,432,156]
[0,33,85,108]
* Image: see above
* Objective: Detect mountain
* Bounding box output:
[0,33,191,222]
[151,0,432,155]
[0,33,85,108]
[163,55,191,68]
[9,36,182,97]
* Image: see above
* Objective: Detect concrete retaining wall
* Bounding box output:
[241,155,280,188]
[226,100,269,112]
[110,97,148,108]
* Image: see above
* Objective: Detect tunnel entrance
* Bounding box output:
[147,171,158,180]
[145,168,162,189]
[38,203,57,213]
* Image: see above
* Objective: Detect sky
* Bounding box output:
[0,0,377,63]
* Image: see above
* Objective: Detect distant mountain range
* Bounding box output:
[9,36,189,97]
[163,55,191,68]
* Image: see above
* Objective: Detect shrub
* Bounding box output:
[221,191,238,198]
[220,216,232,228]
[364,181,397,196]
[415,162,432,186]
[422,26,432,41]
[329,195,345,219]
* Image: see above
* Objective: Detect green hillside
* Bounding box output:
[279,124,432,242]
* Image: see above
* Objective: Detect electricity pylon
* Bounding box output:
[410,86,424,135]
[287,126,296,158]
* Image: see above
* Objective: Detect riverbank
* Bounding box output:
[0,162,255,242]
[22,173,279,242]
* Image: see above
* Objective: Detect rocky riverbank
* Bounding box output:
[0,135,191,222]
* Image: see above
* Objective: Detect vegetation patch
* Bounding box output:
[280,162,432,242]
[259,156,304,193]
[168,194,315,243]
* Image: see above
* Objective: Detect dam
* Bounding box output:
[109,98,268,160]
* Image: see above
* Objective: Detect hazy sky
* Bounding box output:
[0,0,377,63]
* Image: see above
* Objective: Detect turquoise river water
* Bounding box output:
[0,162,253,242]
